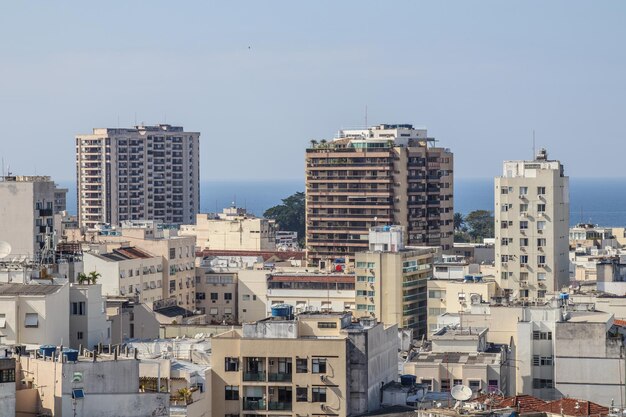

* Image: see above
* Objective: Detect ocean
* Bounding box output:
[59,177,626,227]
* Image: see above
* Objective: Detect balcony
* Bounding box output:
[243,371,266,382]
[243,398,265,410]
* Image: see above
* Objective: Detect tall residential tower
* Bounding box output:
[305,124,453,265]
[495,149,569,299]
[76,124,200,229]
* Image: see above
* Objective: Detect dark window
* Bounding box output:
[317,322,337,329]
[225,385,239,400]
[441,379,451,392]
[296,358,308,373]
[225,357,239,372]
[296,387,308,402]
[312,358,326,373]
[312,387,326,402]
[0,368,15,383]
[210,293,218,300]
[169,248,176,260]
[224,293,233,300]
[77,331,83,340]
[453,379,462,386]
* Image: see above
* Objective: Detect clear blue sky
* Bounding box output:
[1,1,624,181]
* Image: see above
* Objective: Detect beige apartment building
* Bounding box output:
[495,149,570,300]
[75,124,200,229]
[83,246,164,305]
[195,266,238,324]
[211,311,398,417]
[180,207,277,251]
[305,124,453,265]
[354,226,435,337]
[0,175,67,261]
[104,221,197,311]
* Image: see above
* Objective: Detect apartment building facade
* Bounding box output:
[180,207,277,251]
[495,149,570,299]
[266,273,356,313]
[211,312,398,417]
[76,124,200,229]
[354,226,435,336]
[83,246,164,305]
[0,175,67,260]
[305,124,453,265]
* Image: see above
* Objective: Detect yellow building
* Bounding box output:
[211,311,398,417]
[353,226,435,337]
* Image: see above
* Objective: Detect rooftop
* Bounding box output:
[268,273,354,284]
[0,283,63,296]
[97,246,156,261]
[414,350,503,365]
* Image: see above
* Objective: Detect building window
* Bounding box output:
[0,368,15,383]
[520,289,529,298]
[520,255,528,265]
[421,379,433,390]
[312,387,327,402]
[520,221,528,230]
[210,293,218,300]
[468,380,481,391]
[537,204,546,212]
[169,248,176,260]
[296,358,308,373]
[488,380,499,390]
[77,331,83,340]
[537,272,546,281]
[242,294,250,301]
[296,387,308,402]
[538,255,546,264]
[520,187,528,195]
[71,302,86,315]
[24,313,39,328]
[312,358,327,373]
[453,379,462,386]
[225,385,239,400]
[538,290,547,299]
[520,272,529,281]
[532,331,552,340]
[532,378,553,389]
[537,238,546,247]
[318,322,337,329]
[0,313,6,329]
[537,221,546,231]
[357,304,367,310]
[441,379,451,392]
[225,357,239,372]
[429,290,446,299]
[520,203,529,212]
[537,187,546,195]
[224,293,233,300]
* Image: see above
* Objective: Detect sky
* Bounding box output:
[0,1,625,181]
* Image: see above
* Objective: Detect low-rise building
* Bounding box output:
[403,327,509,396]
[69,283,110,349]
[0,357,16,417]
[0,282,70,347]
[266,272,355,314]
[16,349,169,416]
[83,246,164,305]
[180,207,277,251]
[211,311,398,417]
[195,264,238,324]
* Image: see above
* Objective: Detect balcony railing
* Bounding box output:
[268,402,293,411]
[243,398,265,410]
[243,371,266,382]
[268,373,292,382]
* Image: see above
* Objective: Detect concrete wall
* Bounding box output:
[180,214,276,251]
[70,284,110,349]
[237,269,268,322]
[0,380,16,417]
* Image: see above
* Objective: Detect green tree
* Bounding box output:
[77,272,88,285]
[454,212,465,231]
[88,271,101,285]
[464,210,494,242]
[264,192,306,247]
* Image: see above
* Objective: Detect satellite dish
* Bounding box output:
[0,241,12,259]
[451,384,473,401]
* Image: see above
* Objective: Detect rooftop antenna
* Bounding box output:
[365,104,368,128]
[134,112,137,126]
[532,130,536,160]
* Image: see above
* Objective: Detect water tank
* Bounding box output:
[63,349,79,363]
[39,345,56,358]
[271,304,294,320]
[474,275,483,282]
[463,275,474,283]
[559,293,569,300]
[400,374,417,386]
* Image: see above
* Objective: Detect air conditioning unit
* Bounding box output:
[538,264,546,268]
[320,375,328,382]
[520,281,528,287]
[520,263,528,267]
[538,247,544,252]
[538,212,545,217]
[521,212,528,217]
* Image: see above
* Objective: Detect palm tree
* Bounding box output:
[77,272,88,285]
[177,387,193,405]
[88,271,101,285]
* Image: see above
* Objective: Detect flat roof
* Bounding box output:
[0,283,63,296]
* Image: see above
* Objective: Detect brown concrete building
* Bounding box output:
[305,124,453,265]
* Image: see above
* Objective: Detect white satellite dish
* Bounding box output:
[451,384,473,401]
[0,241,12,259]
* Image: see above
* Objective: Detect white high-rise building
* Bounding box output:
[0,175,67,261]
[495,149,569,299]
[76,124,200,230]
